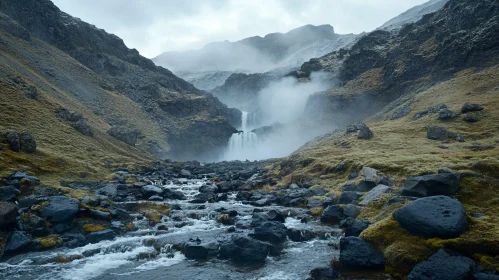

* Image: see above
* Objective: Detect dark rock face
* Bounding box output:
[107,125,141,146]
[87,229,116,244]
[427,126,449,140]
[39,196,79,223]
[393,196,467,239]
[19,131,36,153]
[4,231,32,254]
[407,250,476,280]
[339,237,384,270]
[400,173,460,197]
[461,102,484,113]
[250,221,287,244]
[0,202,19,229]
[218,235,270,264]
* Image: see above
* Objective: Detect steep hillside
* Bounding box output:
[377,0,449,31]
[0,0,240,166]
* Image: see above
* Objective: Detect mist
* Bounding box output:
[222,71,334,161]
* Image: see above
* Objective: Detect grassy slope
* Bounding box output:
[266,65,499,276]
[0,31,156,184]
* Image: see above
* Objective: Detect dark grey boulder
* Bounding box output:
[199,184,217,193]
[0,202,19,229]
[266,210,285,223]
[250,221,287,244]
[307,198,323,208]
[358,124,374,139]
[72,119,93,136]
[5,131,20,152]
[190,192,215,203]
[4,231,32,254]
[40,196,79,223]
[184,242,218,259]
[288,229,315,242]
[344,220,369,237]
[140,185,163,199]
[0,186,20,198]
[217,181,233,192]
[321,205,345,224]
[179,169,191,178]
[310,266,339,279]
[439,109,458,120]
[342,204,360,219]
[19,131,36,153]
[218,235,270,264]
[463,113,479,122]
[89,209,111,220]
[427,126,449,140]
[81,196,100,207]
[407,250,476,280]
[338,191,362,204]
[393,196,467,239]
[400,173,460,197]
[356,180,377,192]
[474,273,499,280]
[9,171,40,185]
[87,229,116,243]
[339,236,384,270]
[95,185,118,199]
[163,189,186,200]
[461,103,483,113]
[18,195,38,208]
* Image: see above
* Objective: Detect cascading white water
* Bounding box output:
[225,111,259,160]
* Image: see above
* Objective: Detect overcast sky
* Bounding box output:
[52,0,428,58]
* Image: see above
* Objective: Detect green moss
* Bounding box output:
[57,254,83,263]
[144,210,162,224]
[37,236,63,249]
[20,212,36,222]
[81,223,108,233]
[310,207,324,216]
[31,201,49,211]
[125,223,136,231]
[137,202,171,215]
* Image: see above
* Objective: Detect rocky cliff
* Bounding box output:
[0,0,239,164]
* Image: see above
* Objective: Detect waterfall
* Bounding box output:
[225,111,259,160]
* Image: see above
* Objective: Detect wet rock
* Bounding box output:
[463,113,479,122]
[0,202,18,229]
[5,131,20,152]
[199,184,217,193]
[163,189,186,200]
[19,131,36,153]
[288,229,315,242]
[190,192,216,203]
[236,191,252,201]
[140,185,163,199]
[0,186,20,200]
[407,250,476,280]
[4,231,32,254]
[40,196,79,223]
[216,214,235,225]
[338,191,362,205]
[89,209,111,220]
[110,208,131,221]
[400,173,460,197]
[310,266,339,280]
[184,242,218,259]
[307,198,323,208]
[18,195,38,208]
[61,233,87,248]
[474,273,499,280]
[267,210,285,223]
[87,229,116,243]
[217,181,233,193]
[439,109,458,120]
[342,183,356,191]
[393,196,467,239]
[148,195,163,201]
[339,236,384,270]
[95,184,118,199]
[179,169,192,178]
[358,185,391,206]
[321,205,345,224]
[427,126,449,141]
[250,221,287,243]
[461,103,483,113]
[81,196,99,207]
[218,235,270,264]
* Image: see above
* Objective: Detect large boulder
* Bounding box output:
[321,205,345,224]
[344,220,369,237]
[163,189,186,200]
[4,231,32,254]
[359,185,391,206]
[393,196,467,239]
[19,131,36,153]
[95,185,118,199]
[339,237,384,270]
[140,185,164,199]
[407,250,476,280]
[39,196,79,223]
[0,202,19,228]
[400,173,460,197]
[338,191,362,205]
[5,131,20,152]
[250,221,287,244]
[427,126,449,141]
[309,266,339,280]
[183,242,218,260]
[218,235,270,264]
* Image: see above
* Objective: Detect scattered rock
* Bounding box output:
[393,196,467,239]
[309,266,339,280]
[358,125,374,139]
[339,236,384,270]
[179,169,192,178]
[335,162,347,173]
[199,184,217,193]
[5,131,21,152]
[183,242,218,259]
[407,249,476,280]
[461,103,483,113]
[250,221,287,244]
[463,113,479,122]
[391,106,411,120]
[218,235,270,264]
[344,220,369,237]
[19,131,36,153]
[72,119,93,136]
[321,205,345,224]
[0,202,19,229]
[95,185,118,199]
[140,185,164,199]
[39,196,79,223]
[359,185,391,206]
[360,167,379,183]
[427,126,448,141]
[400,173,460,197]
[338,191,362,205]
[439,109,458,120]
[4,231,32,254]
[288,229,315,242]
[163,189,186,200]
[414,104,447,120]
[342,204,360,219]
